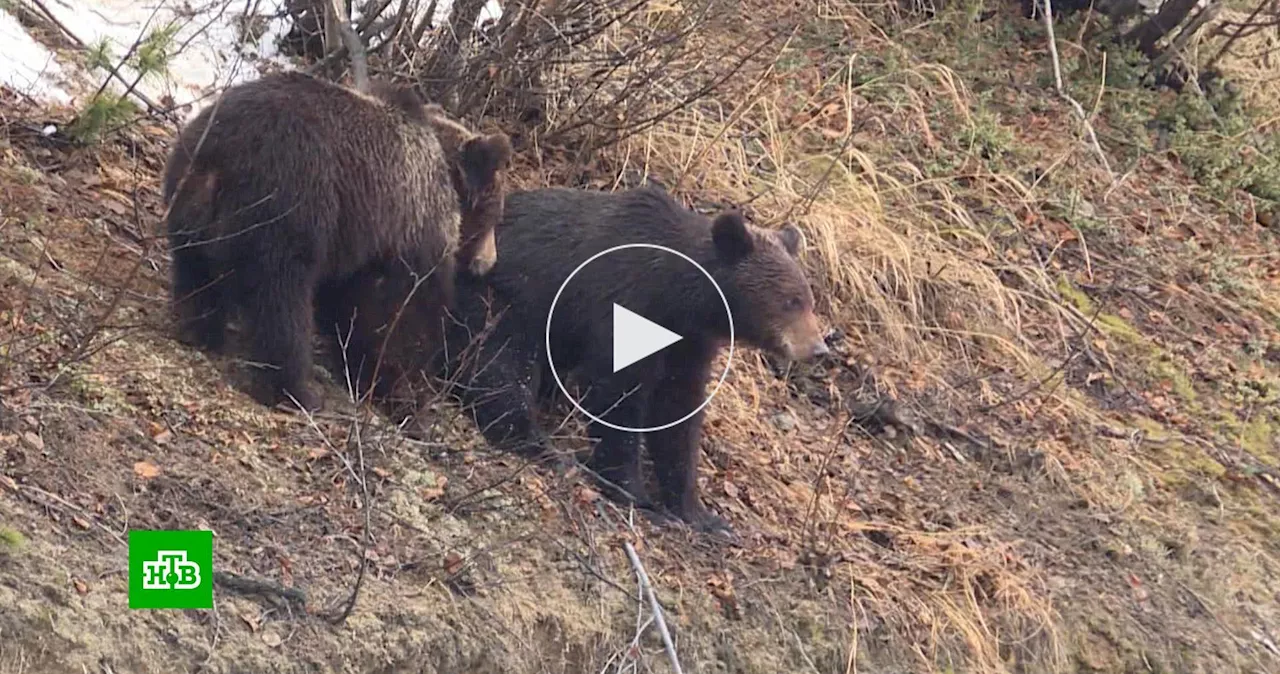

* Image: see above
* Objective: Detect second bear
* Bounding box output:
[434,186,830,534]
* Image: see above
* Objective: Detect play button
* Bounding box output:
[545,243,735,434]
[613,304,682,373]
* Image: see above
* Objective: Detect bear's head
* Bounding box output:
[423,104,513,278]
[710,211,829,362]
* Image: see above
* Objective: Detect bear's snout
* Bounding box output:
[779,312,829,361]
[469,229,498,276]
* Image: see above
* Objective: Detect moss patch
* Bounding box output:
[0,526,26,553]
[1240,416,1277,466]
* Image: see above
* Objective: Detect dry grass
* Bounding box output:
[543,0,1280,671]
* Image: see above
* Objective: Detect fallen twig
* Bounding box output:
[213,570,308,609]
[1040,0,1114,182]
[622,540,684,674]
[16,483,127,546]
[288,350,375,625]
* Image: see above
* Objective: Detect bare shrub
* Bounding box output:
[313,0,788,151]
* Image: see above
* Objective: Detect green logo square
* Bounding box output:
[128,530,213,609]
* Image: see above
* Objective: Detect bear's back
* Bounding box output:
[481,186,725,350]
[166,72,457,270]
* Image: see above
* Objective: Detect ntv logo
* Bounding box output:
[142,550,202,590]
[128,530,213,609]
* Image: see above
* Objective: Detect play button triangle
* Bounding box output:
[613,303,683,373]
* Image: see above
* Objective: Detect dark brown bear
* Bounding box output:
[435,186,830,535]
[161,71,512,411]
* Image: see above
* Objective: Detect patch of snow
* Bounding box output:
[0,9,74,105]
[38,0,294,118]
[353,0,503,34]
[2,0,505,118]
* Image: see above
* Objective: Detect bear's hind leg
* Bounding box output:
[579,382,653,510]
[240,258,321,412]
[445,305,559,463]
[169,246,228,351]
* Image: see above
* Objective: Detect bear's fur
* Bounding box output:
[311,93,513,402]
[433,186,830,534]
[161,71,512,411]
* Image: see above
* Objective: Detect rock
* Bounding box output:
[771,412,797,432]
[20,432,43,452]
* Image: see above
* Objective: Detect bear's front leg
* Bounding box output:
[645,348,735,537]
[645,410,733,536]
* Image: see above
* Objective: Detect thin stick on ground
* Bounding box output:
[213,570,308,609]
[621,540,684,674]
[328,416,373,624]
[289,387,374,625]
[1040,0,1114,182]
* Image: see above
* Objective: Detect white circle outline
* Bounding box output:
[545,243,735,434]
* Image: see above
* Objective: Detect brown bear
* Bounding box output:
[311,94,513,402]
[161,71,512,411]
[432,185,830,535]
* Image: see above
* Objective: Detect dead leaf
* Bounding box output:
[443,551,464,577]
[723,480,739,499]
[1128,573,1150,602]
[0,474,17,492]
[240,613,260,633]
[73,577,88,595]
[571,484,599,506]
[72,516,91,530]
[372,467,392,479]
[133,461,161,479]
[260,630,282,648]
[150,426,172,445]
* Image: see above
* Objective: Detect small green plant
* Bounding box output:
[961,105,1014,162]
[1143,83,1280,203]
[86,37,115,73]
[132,22,179,78]
[69,22,178,144]
[68,93,138,143]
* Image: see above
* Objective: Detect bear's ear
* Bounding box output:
[460,132,514,192]
[712,211,753,263]
[777,223,804,258]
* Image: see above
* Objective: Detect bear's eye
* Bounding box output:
[785,297,804,312]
